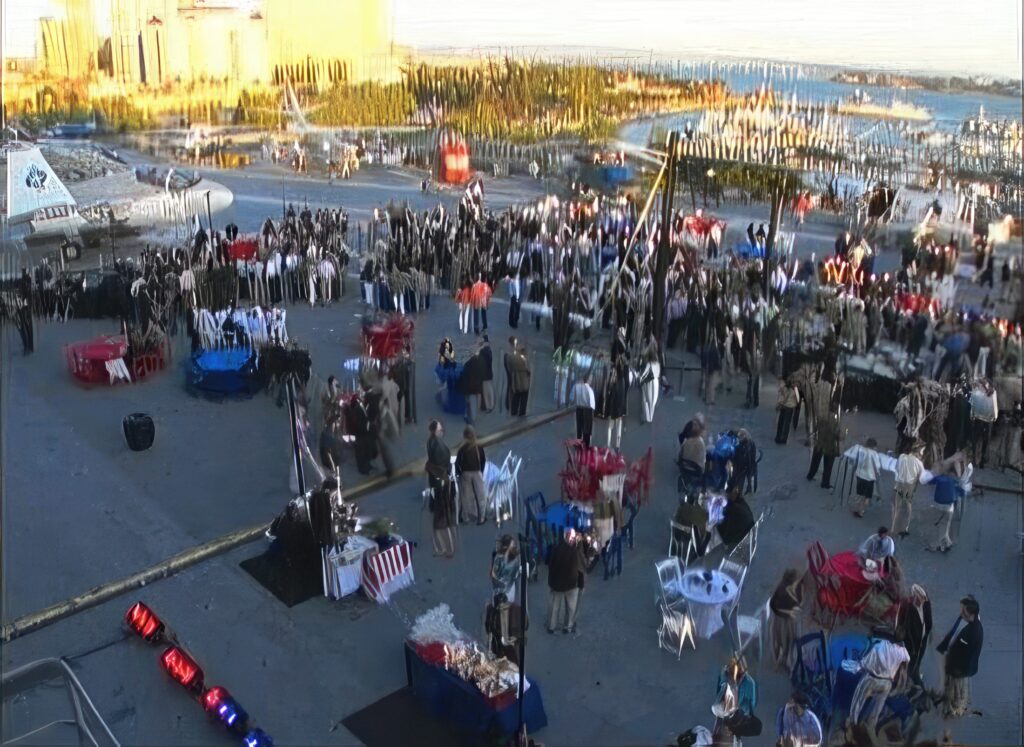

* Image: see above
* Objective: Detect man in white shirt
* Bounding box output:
[892,446,925,538]
[858,527,896,564]
[851,437,883,518]
[848,637,909,733]
[573,375,596,447]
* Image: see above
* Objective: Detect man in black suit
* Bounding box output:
[478,336,495,413]
[936,594,983,718]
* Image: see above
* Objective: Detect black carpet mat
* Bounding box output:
[239,550,322,608]
[341,687,475,747]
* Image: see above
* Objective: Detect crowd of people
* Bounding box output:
[3,140,1020,746]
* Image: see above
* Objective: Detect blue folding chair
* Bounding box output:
[792,631,831,697]
[621,499,638,549]
[601,534,623,580]
[524,491,549,558]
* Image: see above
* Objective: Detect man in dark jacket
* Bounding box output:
[478,336,495,412]
[547,529,584,634]
[728,429,758,495]
[717,488,755,548]
[392,346,414,424]
[897,584,932,686]
[459,352,484,424]
[503,336,518,411]
[508,346,531,417]
[936,594,983,718]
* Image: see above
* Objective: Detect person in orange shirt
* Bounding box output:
[470,274,493,335]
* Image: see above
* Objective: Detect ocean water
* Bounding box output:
[618,60,1021,146]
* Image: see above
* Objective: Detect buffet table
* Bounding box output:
[404,642,547,738]
[816,551,891,619]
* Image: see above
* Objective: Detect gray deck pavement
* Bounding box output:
[2,161,1021,747]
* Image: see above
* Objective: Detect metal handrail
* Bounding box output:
[2,658,120,747]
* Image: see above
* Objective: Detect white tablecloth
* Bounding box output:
[324,535,378,600]
[843,446,933,483]
[677,570,739,639]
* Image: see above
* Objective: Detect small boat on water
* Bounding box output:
[838,89,931,121]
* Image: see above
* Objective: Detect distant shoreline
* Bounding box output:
[831,70,1021,99]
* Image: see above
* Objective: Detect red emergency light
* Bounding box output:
[125,602,164,642]
[160,646,204,692]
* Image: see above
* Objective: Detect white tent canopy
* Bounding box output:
[5,146,77,225]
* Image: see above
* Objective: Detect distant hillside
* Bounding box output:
[832,71,1020,98]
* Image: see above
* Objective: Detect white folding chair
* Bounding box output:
[718,557,748,624]
[718,557,748,590]
[658,600,696,657]
[489,452,521,527]
[668,520,694,561]
[734,598,770,661]
[655,557,686,610]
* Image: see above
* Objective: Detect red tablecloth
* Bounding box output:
[69,335,127,361]
[362,316,414,360]
[226,239,258,261]
[818,551,886,615]
[66,335,129,385]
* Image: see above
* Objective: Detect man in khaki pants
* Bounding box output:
[892,445,925,538]
[547,529,584,634]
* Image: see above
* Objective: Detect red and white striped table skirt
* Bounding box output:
[361,540,415,603]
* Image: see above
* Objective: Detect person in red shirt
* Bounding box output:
[470,274,493,335]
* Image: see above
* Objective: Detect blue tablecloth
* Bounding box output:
[187,348,260,395]
[435,363,466,415]
[404,643,547,739]
[543,502,591,534]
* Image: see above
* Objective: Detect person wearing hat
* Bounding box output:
[897,584,933,687]
[775,691,823,747]
[936,595,983,718]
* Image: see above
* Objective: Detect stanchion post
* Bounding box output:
[516,530,529,740]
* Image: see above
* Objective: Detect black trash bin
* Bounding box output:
[123,413,155,451]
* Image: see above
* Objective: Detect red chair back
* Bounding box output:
[806,541,830,577]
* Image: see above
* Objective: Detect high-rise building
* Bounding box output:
[104,0,392,86]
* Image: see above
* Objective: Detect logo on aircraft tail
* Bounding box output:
[24,163,49,190]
